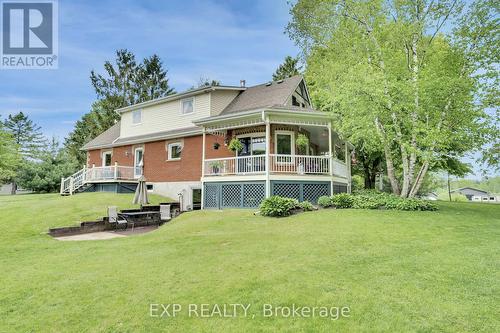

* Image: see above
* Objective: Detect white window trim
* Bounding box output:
[235,132,266,157]
[102,150,112,167]
[167,142,182,161]
[132,109,142,125]
[134,147,144,178]
[180,97,195,116]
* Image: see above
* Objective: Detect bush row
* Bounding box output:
[318,191,438,211]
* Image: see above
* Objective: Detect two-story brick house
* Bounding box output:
[61,76,352,210]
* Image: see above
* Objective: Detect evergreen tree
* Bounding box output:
[66,50,176,164]
[3,112,46,194]
[137,54,175,102]
[272,56,301,81]
[17,138,78,193]
[0,124,20,184]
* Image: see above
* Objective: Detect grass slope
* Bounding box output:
[0,193,499,332]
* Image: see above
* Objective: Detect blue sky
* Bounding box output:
[0,0,493,178]
[0,0,297,138]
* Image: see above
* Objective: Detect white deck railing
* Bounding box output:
[270,154,330,175]
[204,155,266,176]
[203,154,348,177]
[331,159,348,178]
[60,165,137,195]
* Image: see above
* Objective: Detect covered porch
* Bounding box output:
[195,108,353,205]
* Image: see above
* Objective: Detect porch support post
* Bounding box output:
[345,143,351,193]
[265,116,271,198]
[114,162,118,180]
[328,122,334,196]
[201,127,206,209]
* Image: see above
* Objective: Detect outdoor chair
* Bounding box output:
[108,206,131,230]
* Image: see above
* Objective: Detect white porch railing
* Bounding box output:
[203,154,348,178]
[332,159,348,178]
[60,165,137,195]
[204,155,266,176]
[270,154,330,175]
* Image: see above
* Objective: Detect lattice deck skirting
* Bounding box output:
[203,181,347,209]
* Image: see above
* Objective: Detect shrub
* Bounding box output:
[331,193,355,208]
[260,196,299,217]
[393,198,438,211]
[317,196,333,208]
[352,194,384,209]
[299,201,314,211]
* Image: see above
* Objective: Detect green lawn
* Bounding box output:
[0,193,498,332]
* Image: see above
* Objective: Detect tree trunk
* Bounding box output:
[384,147,400,195]
[408,162,429,197]
[10,181,17,195]
[375,118,400,195]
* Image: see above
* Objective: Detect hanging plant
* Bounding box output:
[228,138,243,153]
[296,134,309,154]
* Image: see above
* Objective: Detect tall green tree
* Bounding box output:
[66,50,176,164]
[3,112,46,159]
[3,112,47,194]
[17,138,78,193]
[272,56,302,81]
[288,0,498,197]
[0,125,20,184]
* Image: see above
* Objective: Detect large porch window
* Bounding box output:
[236,133,266,173]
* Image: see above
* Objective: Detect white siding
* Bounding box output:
[120,93,211,138]
[210,90,241,115]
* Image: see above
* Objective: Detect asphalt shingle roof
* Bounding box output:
[221,75,303,114]
[81,122,120,150]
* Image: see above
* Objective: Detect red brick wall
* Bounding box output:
[84,125,309,182]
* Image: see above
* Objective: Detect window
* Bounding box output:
[102,151,112,166]
[236,133,266,157]
[134,148,143,178]
[132,109,142,124]
[168,142,182,160]
[292,95,300,107]
[181,98,194,114]
[275,131,294,155]
[146,184,154,191]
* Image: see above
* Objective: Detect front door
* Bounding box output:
[134,148,143,178]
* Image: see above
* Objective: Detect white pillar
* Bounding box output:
[201,128,206,209]
[265,117,271,198]
[328,123,334,196]
[114,162,118,179]
[82,164,87,182]
[345,143,351,193]
[69,177,74,196]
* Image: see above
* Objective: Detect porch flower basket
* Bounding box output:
[296,134,309,154]
[228,138,243,153]
[209,160,224,175]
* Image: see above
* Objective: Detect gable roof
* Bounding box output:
[82,122,121,150]
[221,75,304,114]
[451,187,489,195]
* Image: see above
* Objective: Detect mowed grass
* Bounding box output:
[0,193,498,332]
